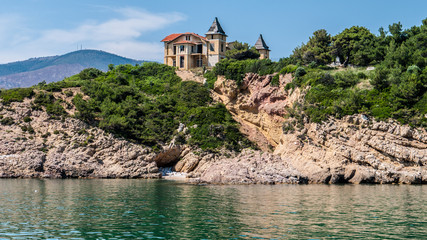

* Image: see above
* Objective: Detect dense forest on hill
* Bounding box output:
[206,18,427,128]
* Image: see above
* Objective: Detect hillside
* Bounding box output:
[0,63,425,183]
[0,50,145,89]
[0,18,426,184]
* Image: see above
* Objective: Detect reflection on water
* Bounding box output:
[0,179,425,239]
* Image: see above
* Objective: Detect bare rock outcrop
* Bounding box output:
[274,115,427,184]
[172,148,306,184]
[0,100,160,178]
[212,73,426,184]
[195,149,306,184]
[1,73,426,185]
[212,73,296,151]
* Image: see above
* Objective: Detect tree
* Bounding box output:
[292,29,333,65]
[79,68,104,80]
[389,22,408,44]
[225,41,260,60]
[333,26,376,66]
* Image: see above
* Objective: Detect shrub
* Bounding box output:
[23,116,32,122]
[64,90,74,97]
[270,74,280,86]
[46,102,67,116]
[204,70,217,89]
[295,67,307,77]
[27,125,35,134]
[212,59,277,84]
[34,92,54,105]
[370,67,391,90]
[0,88,34,104]
[79,68,104,80]
[279,65,298,74]
[41,132,51,138]
[33,92,67,116]
[334,71,359,88]
[357,72,367,79]
[407,65,421,74]
[0,117,14,125]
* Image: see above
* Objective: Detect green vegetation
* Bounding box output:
[292,29,333,66]
[0,88,34,104]
[0,117,14,125]
[55,62,251,151]
[287,19,427,127]
[225,41,260,60]
[23,116,32,122]
[205,18,427,128]
[207,58,288,86]
[33,92,67,116]
[1,17,426,156]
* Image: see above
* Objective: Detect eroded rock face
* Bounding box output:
[211,73,426,184]
[1,75,426,185]
[0,100,160,178]
[212,73,296,151]
[274,115,427,184]
[171,147,306,184]
[152,146,181,167]
[195,149,306,184]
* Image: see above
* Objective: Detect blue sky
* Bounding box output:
[0,0,426,63]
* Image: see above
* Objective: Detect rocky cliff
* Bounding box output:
[0,72,426,184]
[208,73,426,184]
[0,97,160,178]
[0,90,303,184]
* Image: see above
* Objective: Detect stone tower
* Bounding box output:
[206,17,227,67]
[255,34,270,59]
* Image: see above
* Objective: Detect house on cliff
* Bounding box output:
[161,17,270,70]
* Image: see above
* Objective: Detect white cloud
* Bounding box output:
[99,41,164,60]
[0,8,185,63]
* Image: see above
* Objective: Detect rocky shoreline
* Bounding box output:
[0,73,426,184]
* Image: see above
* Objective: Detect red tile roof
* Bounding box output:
[173,41,197,45]
[161,33,181,42]
[161,32,207,42]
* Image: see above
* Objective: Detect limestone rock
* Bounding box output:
[0,100,160,179]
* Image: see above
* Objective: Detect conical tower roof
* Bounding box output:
[255,34,270,50]
[206,17,227,36]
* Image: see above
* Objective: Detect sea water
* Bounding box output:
[0,179,425,239]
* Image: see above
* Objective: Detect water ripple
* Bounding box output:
[0,180,425,239]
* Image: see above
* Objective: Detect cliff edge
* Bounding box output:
[208,73,426,184]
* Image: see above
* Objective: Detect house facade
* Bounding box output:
[161,17,269,70]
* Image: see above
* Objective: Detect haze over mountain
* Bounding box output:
[0,50,145,89]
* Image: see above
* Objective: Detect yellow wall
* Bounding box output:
[259,49,270,60]
[163,33,226,69]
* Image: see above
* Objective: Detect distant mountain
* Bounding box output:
[0,50,145,89]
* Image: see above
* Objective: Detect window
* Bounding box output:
[221,43,224,52]
[180,56,184,68]
[186,35,190,41]
[210,43,214,51]
[191,46,194,53]
[173,46,176,55]
[197,44,202,53]
[180,45,184,52]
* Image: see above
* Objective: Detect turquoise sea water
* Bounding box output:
[0,179,425,239]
